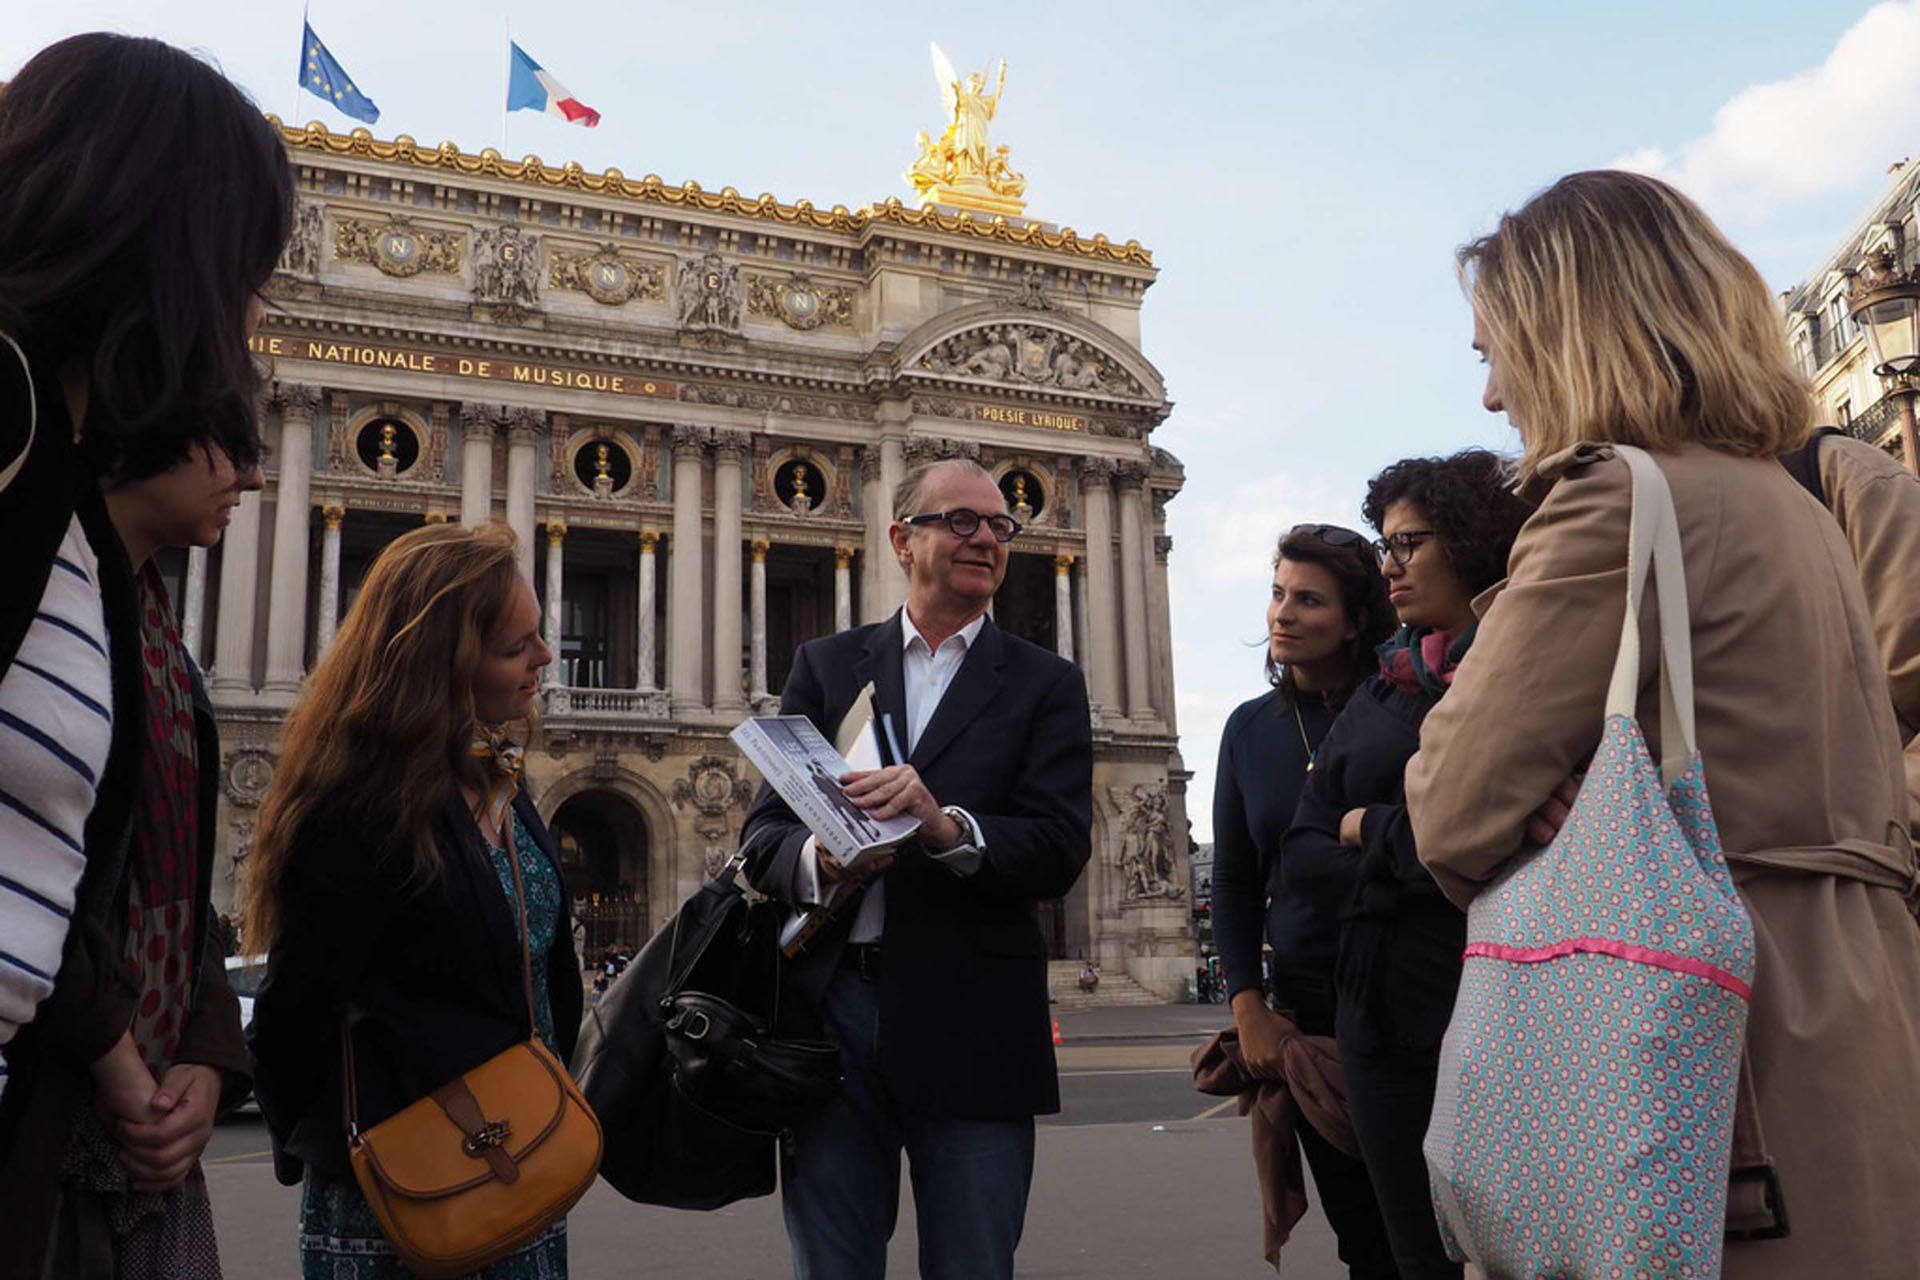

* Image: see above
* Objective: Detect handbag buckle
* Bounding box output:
[462,1119,513,1155]
[670,1007,713,1041]
[1724,1162,1790,1241]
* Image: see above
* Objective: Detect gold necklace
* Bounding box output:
[1293,702,1317,773]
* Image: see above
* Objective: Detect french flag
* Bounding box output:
[507,42,600,127]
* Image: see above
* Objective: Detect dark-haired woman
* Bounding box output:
[247,524,581,1278]
[1281,452,1529,1280]
[0,32,291,1279]
[1211,523,1397,1278]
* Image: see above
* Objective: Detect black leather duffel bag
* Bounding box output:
[571,853,841,1210]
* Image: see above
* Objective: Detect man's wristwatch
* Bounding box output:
[936,804,984,851]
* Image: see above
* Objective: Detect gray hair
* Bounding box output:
[891,459,998,521]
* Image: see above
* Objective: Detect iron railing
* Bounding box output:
[1845,392,1905,447]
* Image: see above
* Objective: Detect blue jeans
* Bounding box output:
[782,968,1036,1280]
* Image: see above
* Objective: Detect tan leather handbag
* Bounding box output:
[344,811,602,1278]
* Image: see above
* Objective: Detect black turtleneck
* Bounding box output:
[1210,685,1339,1003]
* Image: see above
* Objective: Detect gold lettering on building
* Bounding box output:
[249,332,673,399]
[972,404,1085,432]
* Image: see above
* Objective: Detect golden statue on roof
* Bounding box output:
[906,43,1028,218]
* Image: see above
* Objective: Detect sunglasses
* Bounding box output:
[1286,522,1368,548]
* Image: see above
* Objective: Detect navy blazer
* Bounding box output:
[250,788,581,1184]
[740,610,1093,1120]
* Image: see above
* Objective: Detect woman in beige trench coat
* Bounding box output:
[1406,169,1920,1279]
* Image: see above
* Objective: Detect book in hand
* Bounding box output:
[731,711,919,958]
[730,714,920,866]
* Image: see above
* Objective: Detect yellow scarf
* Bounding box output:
[469,725,525,835]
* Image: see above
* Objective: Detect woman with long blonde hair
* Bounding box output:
[245,523,581,1278]
[1407,169,1920,1276]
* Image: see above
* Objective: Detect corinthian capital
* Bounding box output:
[711,428,751,462]
[505,406,544,446]
[1079,457,1118,485]
[1113,459,1151,488]
[459,402,497,441]
[272,382,323,419]
[671,423,710,458]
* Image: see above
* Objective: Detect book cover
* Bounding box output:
[729,714,920,864]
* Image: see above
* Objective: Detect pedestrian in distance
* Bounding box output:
[245,524,584,1278]
[739,458,1094,1280]
[1281,452,1530,1280]
[1409,167,1920,1276]
[0,31,292,1280]
[1210,522,1399,1278]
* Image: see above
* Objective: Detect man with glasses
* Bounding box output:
[741,458,1094,1280]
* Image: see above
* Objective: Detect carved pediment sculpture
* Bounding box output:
[675,252,744,335]
[550,244,666,306]
[335,214,465,278]
[473,223,543,317]
[919,323,1145,397]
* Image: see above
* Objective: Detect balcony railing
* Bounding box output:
[541,684,673,723]
[1845,393,1904,447]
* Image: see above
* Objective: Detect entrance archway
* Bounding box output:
[550,789,650,964]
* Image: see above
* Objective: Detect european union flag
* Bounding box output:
[298,23,379,124]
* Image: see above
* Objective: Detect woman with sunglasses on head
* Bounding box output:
[1280,451,1529,1280]
[1407,170,1920,1276]
[245,524,582,1278]
[1210,523,1398,1276]
[0,33,292,1279]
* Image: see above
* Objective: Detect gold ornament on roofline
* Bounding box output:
[906,43,1028,218]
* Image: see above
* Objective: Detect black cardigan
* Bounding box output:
[1280,675,1465,1055]
[249,788,581,1184]
[1209,687,1339,1005]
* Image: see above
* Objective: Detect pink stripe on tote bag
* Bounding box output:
[1424,446,1756,1279]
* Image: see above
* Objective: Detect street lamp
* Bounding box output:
[1846,246,1920,473]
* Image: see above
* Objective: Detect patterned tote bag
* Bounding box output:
[1424,446,1757,1279]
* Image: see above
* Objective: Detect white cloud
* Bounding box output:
[1183,468,1363,587]
[1614,1,1920,220]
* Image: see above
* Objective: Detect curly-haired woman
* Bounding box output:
[1211,524,1397,1276]
[1280,450,1530,1280]
[245,524,582,1278]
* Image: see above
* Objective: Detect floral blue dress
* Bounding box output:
[298,820,566,1279]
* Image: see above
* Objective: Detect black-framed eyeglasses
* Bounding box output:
[1287,523,1367,548]
[1372,530,1437,566]
[904,508,1022,543]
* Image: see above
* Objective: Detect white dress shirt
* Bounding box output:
[797,611,987,943]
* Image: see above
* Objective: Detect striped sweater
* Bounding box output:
[0,514,114,1101]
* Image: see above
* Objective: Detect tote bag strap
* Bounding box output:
[0,331,36,495]
[1603,445,1697,788]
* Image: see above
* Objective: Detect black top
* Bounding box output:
[1209,687,1338,1003]
[249,789,581,1184]
[740,612,1093,1122]
[1282,675,1464,1055]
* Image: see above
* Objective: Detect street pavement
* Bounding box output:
[207,1001,1350,1277]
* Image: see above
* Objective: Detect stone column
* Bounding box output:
[859,447,889,625]
[668,426,707,715]
[1116,462,1154,722]
[1078,458,1122,713]
[1053,553,1075,662]
[505,410,540,578]
[263,383,320,695]
[1072,558,1091,678]
[181,547,209,667]
[834,546,854,634]
[544,522,566,666]
[316,505,345,656]
[636,530,659,692]
[749,539,770,704]
[711,431,747,716]
[1153,533,1179,735]
[458,404,495,525]
[875,436,906,621]
[210,489,263,695]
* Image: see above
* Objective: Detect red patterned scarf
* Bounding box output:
[1377,623,1476,697]
[122,563,199,1074]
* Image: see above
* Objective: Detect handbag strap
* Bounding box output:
[342,799,540,1141]
[0,331,37,495]
[1603,446,1696,788]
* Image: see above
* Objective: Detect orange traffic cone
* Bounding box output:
[1051,1016,1062,1046]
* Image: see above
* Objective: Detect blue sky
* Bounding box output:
[10,1,1913,839]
